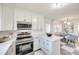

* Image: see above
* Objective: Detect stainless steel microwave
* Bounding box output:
[17,21,32,30]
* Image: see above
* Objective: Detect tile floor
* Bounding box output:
[34,50,46,55]
[26,49,46,55]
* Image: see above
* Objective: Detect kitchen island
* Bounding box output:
[40,35,62,55]
[32,32,63,55]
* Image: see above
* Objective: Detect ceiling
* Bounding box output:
[11,3,79,20]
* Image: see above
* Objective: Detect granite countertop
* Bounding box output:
[43,35,63,41]
[0,30,17,36]
[0,38,16,55]
[0,30,17,55]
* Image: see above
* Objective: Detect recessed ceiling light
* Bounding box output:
[51,3,67,8]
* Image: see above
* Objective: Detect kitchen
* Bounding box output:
[0,3,79,55]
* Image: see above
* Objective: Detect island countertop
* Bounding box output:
[41,35,63,41]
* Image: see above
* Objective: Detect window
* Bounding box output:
[46,24,50,33]
[54,24,62,32]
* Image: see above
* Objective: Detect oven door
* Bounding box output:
[16,42,33,55]
[21,42,33,51]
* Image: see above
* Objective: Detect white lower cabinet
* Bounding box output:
[33,35,60,55]
[40,37,60,55]
[33,37,40,51]
[40,38,43,49]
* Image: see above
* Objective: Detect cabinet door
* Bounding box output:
[45,40,52,54]
[40,38,43,48]
[32,15,45,31]
[35,16,44,30]
[15,8,24,21]
[32,15,37,30]
[33,37,40,51]
[24,12,32,22]
[39,16,45,31]
[52,40,60,55]
[1,4,14,30]
[37,16,45,31]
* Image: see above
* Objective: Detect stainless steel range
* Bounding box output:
[16,21,33,55]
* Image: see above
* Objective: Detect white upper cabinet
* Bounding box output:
[24,11,32,23]
[32,15,38,30]
[15,8,45,31]
[15,8,25,21]
[32,15,45,31]
[1,4,15,30]
[38,16,45,31]
[15,8,32,23]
